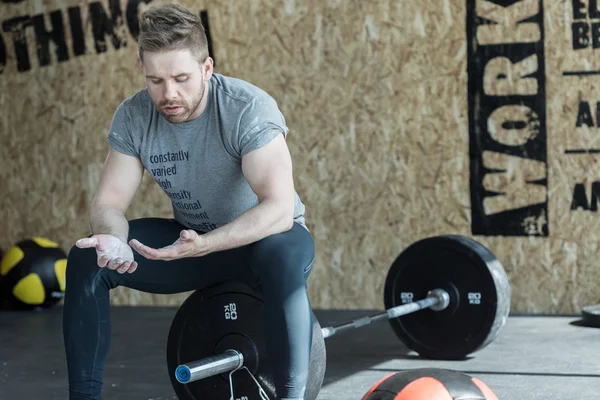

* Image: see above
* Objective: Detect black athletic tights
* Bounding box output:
[62,218,315,400]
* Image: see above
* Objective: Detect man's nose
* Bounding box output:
[163,81,178,100]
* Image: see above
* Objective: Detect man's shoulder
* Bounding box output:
[211,73,275,106]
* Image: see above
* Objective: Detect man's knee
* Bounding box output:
[251,236,294,268]
[65,245,120,291]
[66,245,95,274]
[249,232,313,286]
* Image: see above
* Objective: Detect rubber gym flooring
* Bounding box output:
[1,307,598,399]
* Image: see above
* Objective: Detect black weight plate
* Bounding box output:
[581,304,600,328]
[167,280,326,400]
[384,235,511,360]
[167,281,270,400]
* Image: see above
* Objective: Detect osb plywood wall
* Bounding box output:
[1,0,598,313]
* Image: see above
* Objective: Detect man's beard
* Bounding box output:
[158,81,205,123]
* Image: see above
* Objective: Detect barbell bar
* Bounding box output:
[175,288,451,384]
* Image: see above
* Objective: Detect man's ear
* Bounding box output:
[203,57,214,81]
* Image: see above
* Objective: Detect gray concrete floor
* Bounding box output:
[1,307,599,399]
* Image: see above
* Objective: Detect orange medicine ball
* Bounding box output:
[361,368,498,400]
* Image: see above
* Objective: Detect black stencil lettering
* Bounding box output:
[590,0,600,18]
[592,22,600,48]
[68,7,87,56]
[571,183,589,210]
[591,182,600,211]
[576,101,594,127]
[126,0,154,40]
[2,16,33,72]
[0,33,5,74]
[573,0,587,19]
[467,0,548,236]
[572,22,589,49]
[89,0,125,53]
[32,11,69,67]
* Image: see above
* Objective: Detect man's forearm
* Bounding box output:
[202,199,293,254]
[90,204,130,243]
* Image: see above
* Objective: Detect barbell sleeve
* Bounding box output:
[175,349,244,384]
[321,289,450,339]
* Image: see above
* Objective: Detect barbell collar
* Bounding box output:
[427,288,451,311]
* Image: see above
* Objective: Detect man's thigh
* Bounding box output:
[119,218,256,294]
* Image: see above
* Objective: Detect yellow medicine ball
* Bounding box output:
[0,237,67,310]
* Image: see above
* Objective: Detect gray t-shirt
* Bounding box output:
[107,73,306,232]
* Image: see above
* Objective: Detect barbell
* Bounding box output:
[166,235,511,400]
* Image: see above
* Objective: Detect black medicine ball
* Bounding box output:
[0,237,67,310]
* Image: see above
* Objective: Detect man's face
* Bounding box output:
[141,48,211,123]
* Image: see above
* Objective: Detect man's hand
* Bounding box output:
[76,234,138,274]
[129,229,208,261]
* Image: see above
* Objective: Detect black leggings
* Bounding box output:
[62,218,315,400]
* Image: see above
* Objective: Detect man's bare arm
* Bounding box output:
[90,149,144,243]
